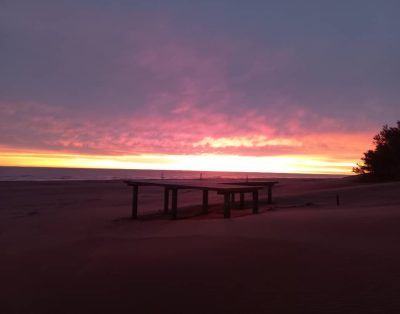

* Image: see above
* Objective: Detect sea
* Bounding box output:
[0,166,345,181]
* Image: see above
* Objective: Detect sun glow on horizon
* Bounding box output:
[0,151,356,175]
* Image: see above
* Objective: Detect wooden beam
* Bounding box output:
[240,192,245,209]
[131,185,139,219]
[171,188,178,219]
[224,193,231,218]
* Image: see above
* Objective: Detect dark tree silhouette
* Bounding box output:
[353,121,400,180]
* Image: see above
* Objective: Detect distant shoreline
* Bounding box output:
[0,166,348,181]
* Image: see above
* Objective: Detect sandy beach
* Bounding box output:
[1,177,400,313]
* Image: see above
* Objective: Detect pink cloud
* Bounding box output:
[0,100,376,163]
[0,27,379,163]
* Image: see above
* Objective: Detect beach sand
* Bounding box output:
[1,178,400,313]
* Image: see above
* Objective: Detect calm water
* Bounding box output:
[0,166,345,181]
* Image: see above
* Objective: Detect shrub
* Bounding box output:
[353,121,400,180]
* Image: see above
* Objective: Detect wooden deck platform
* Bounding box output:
[124,179,278,219]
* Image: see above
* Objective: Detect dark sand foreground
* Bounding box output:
[1,178,400,313]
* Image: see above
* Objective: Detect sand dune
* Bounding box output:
[1,178,400,313]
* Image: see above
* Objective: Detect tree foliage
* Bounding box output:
[353,121,400,180]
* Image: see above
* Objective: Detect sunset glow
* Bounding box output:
[1,1,399,174]
[0,150,356,175]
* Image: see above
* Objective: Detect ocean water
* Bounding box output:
[0,166,345,181]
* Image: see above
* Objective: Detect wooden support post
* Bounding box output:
[164,188,170,213]
[252,189,259,214]
[171,188,178,219]
[240,192,245,209]
[267,185,273,204]
[202,190,209,214]
[131,185,139,219]
[231,193,235,204]
[224,193,231,218]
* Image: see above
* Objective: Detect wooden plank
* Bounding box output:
[229,181,278,185]
[125,179,264,192]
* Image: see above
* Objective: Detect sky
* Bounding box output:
[1,0,400,174]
